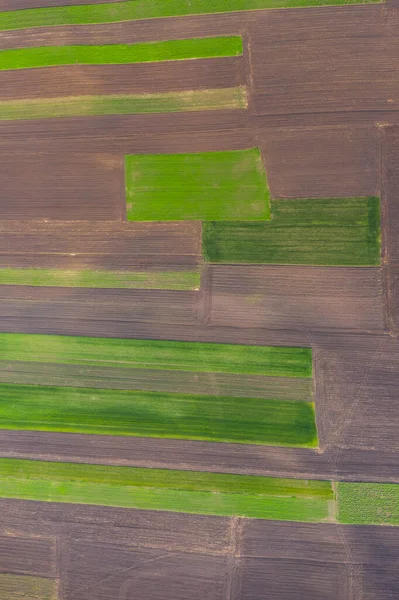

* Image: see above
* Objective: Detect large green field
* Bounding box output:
[1,334,312,378]
[0,383,318,446]
[0,268,200,290]
[0,459,333,521]
[337,482,399,526]
[0,0,381,32]
[125,149,270,221]
[203,196,381,265]
[0,37,242,70]
[0,88,246,121]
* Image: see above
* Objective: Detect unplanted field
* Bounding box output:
[125,148,270,221]
[0,0,381,32]
[0,383,318,446]
[337,482,399,526]
[0,268,200,290]
[0,37,242,70]
[0,89,246,120]
[0,458,333,521]
[1,333,313,377]
[203,196,381,265]
[0,574,57,600]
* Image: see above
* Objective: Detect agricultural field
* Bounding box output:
[0,0,398,599]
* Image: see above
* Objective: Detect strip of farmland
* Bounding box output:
[0,0,381,32]
[337,482,399,526]
[0,88,246,119]
[0,268,201,290]
[0,383,318,446]
[0,459,333,521]
[203,196,381,265]
[0,333,312,377]
[125,148,270,221]
[0,575,57,600]
[0,37,242,70]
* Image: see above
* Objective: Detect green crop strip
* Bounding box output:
[0,575,57,600]
[203,196,381,265]
[0,383,318,447]
[0,0,382,33]
[0,459,333,521]
[1,334,313,378]
[337,482,399,526]
[0,37,242,70]
[0,268,200,290]
[125,149,270,221]
[0,89,247,120]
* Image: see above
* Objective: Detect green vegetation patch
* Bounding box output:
[0,458,333,521]
[0,0,381,33]
[203,196,381,265]
[0,383,318,446]
[0,37,242,70]
[0,88,247,120]
[0,268,200,290]
[1,334,312,378]
[337,482,399,526]
[125,149,270,221]
[0,575,57,600]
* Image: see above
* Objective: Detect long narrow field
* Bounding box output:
[0,37,243,69]
[0,0,381,32]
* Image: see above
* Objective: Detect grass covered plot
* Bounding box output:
[1,334,312,378]
[0,88,247,120]
[0,575,57,600]
[337,482,399,526]
[0,383,318,447]
[0,459,333,521]
[203,196,381,265]
[0,37,242,70]
[125,149,270,221]
[0,0,381,32]
[0,268,200,290]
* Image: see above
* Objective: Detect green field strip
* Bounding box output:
[0,0,382,33]
[0,37,242,70]
[203,196,381,265]
[1,334,313,378]
[0,88,247,120]
[337,482,399,526]
[0,268,200,290]
[0,574,57,600]
[0,383,318,447]
[125,149,270,221]
[0,459,333,521]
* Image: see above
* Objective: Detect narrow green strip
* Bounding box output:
[0,268,200,290]
[1,334,313,378]
[0,459,332,521]
[0,383,318,447]
[0,575,57,600]
[337,482,399,526]
[0,0,382,33]
[0,89,247,120]
[0,37,242,70]
[203,196,381,265]
[125,149,270,221]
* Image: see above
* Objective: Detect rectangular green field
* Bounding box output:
[0,0,381,32]
[0,383,318,447]
[0,575,57,600]
[1,334,312,378]
[125,149,270,221]
[0,88,247,120]
[0,268,200,290]
[0,37,242,70]
[203,196,381,265]
[0,458,333,521]
[337,482,399,526]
